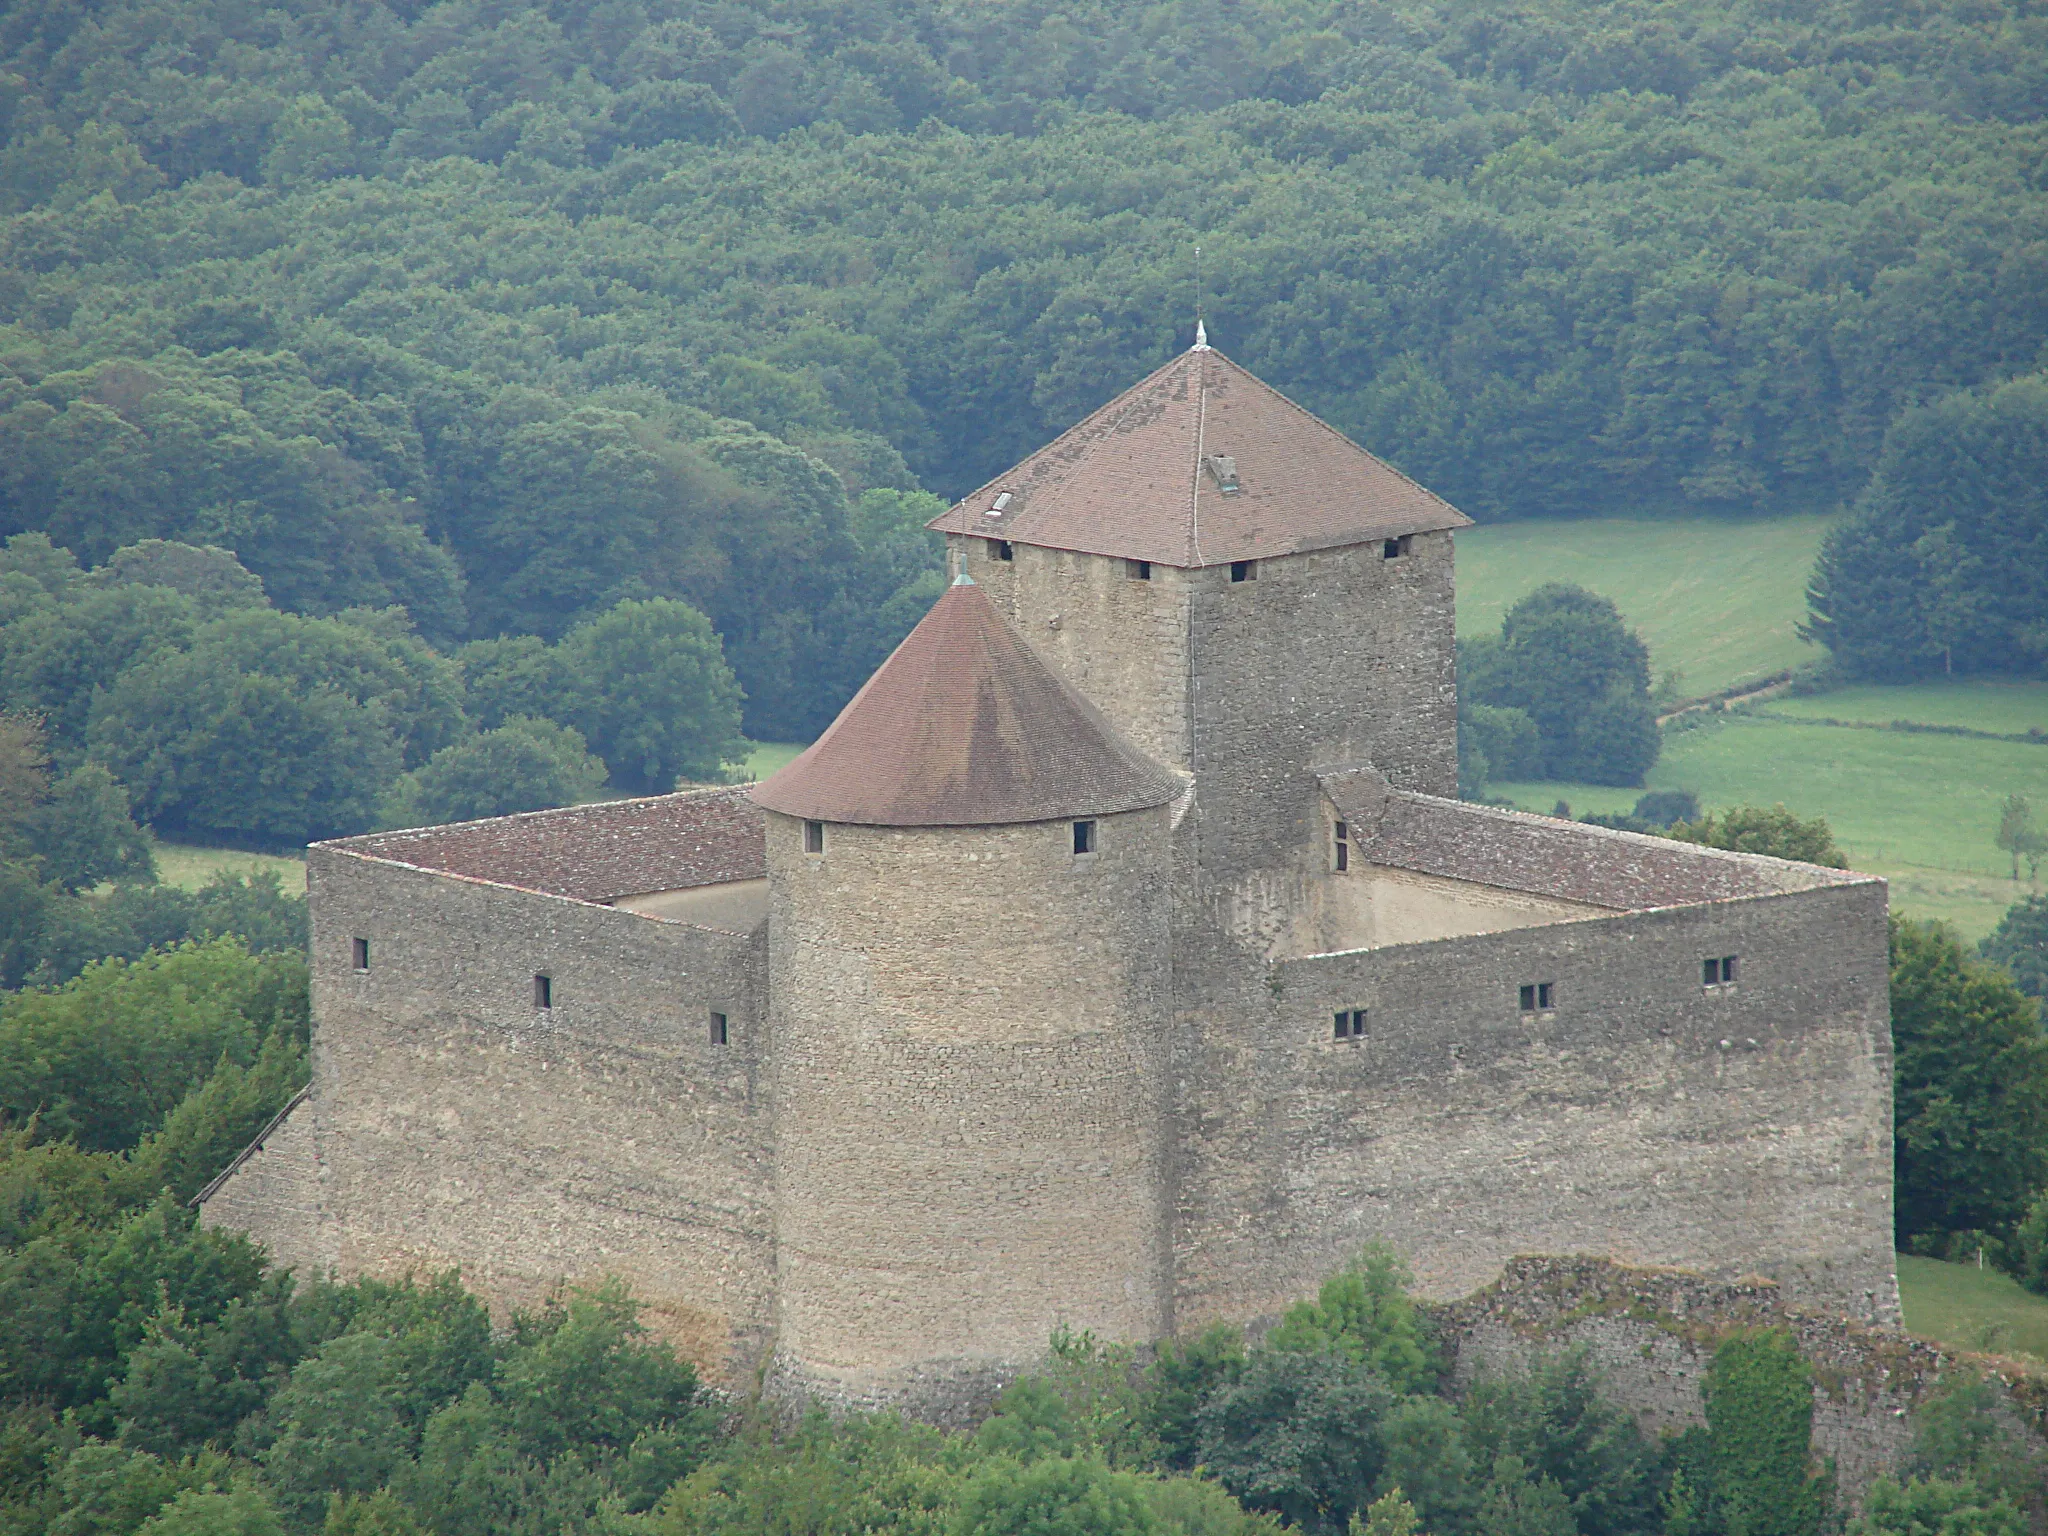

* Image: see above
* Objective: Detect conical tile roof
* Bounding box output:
[929,345,1470,568]
[751,579,1183,827]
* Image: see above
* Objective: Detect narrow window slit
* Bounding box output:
[710,1011,728,1046]
[1072,819,1097,855]
[351,937,369,971]
[533,974,552,1010]
[804,820,825,854]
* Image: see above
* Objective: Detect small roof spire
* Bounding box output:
[952,569,974,585]
[1192,318,1209,352]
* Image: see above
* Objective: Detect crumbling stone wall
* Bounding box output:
[1430,1256,2048,1504]
[204,848,776,1384]
[1173,879,1897,1336]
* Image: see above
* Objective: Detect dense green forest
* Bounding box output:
[1,0,2046,734]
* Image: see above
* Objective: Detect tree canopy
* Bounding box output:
[1460,584,1661,787]
[0,0,2043,728]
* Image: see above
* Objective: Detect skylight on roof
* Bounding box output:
[985,491,1012,518]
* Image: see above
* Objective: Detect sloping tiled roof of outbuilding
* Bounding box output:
[751,578,1183,827]
[926,343,1472,568]
[323,786,765,903]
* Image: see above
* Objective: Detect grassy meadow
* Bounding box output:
[1462,517,2048,941]
[741,740,805,781]
[1763,681,2048,736]
[1455,513,1834,699]
[152,840,307,896]
[1898,1254,2048,1364]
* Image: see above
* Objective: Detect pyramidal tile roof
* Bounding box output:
[751,578,1183,827]
[928,344,1471,568]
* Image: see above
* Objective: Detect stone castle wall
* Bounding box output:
[1183,534,1459,959]
[1173,880,1897,1336]
[951,534,1195,771]
[1432,1256,2048,1506]
[204,848,779,1383]
[764,804,1175,1410]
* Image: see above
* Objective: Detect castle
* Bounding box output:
[200,340,1897,1413]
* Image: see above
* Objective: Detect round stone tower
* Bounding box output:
[752,575,1184,1411]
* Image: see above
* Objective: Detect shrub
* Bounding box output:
[1667,805,1845,867]
[1980,895,2048,1002]
[558,599,747,792]
[395,718,607,826]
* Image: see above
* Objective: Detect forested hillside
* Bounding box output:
[2,0,2045,731]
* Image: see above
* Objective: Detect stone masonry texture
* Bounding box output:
[205,353,1897,1432]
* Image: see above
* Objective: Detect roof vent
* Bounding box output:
[1205,455,1239,494]
[985,491,1012,518]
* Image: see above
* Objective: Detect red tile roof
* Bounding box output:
[928,346,1471,568]
[324,787,765,903]
[1318,768,1869,910]
[752,579,1183,826]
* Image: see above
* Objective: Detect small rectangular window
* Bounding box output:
[1722,955,1738,983]
[710,1011,728,1045]
[1072,819,1097,855]
[1333,820,1349,872]
[351,937,369,971]
[1520,982,1555,1013]
[987,538,1013,561]
[1519,983,1536,1012]
[1333,1008,1367,1041]
[1382,536,1412,559]
[1127,559,1152,580]
[1229,560,1256,583]
[533,974,552,1010]
[804,819,825,854]
[1705,955,1739,986]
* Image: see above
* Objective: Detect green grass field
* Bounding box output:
[152,840,306,896]
[1460,515,2047,940]
[1898,1254,2048,1363]
[742,740,804,780]
[1456,513,1834,699]
[1490,712,2048,939]
[1763,681,2048,736]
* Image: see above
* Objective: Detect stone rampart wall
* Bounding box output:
[1173,880,1896,1335]
[1431,1256,2048,1504]
[203,849,776,1383]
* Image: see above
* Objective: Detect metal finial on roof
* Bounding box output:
[952,569,975,585]
[1193,319,1209,352]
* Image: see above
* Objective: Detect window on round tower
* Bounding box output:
[1072,819,1097,856]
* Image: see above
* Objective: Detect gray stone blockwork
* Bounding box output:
[206,510,1895,1419]
[766,805,1174,1408]
[241,843,778,1375]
